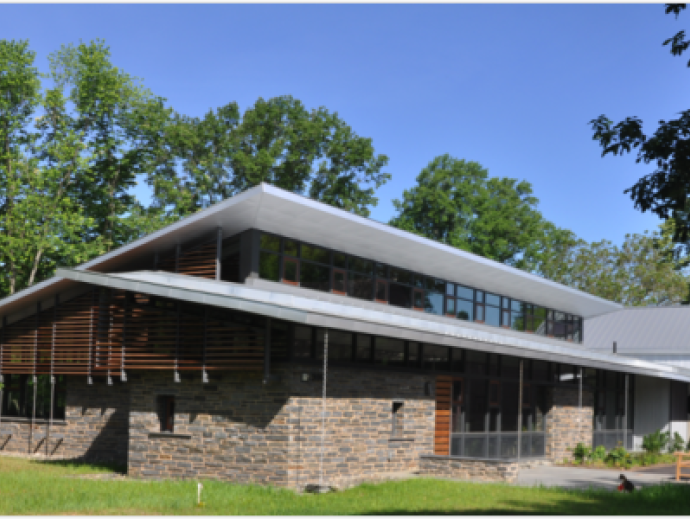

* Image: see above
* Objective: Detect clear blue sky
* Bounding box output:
[2,3,685,245]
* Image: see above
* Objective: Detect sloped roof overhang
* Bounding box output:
[56,268,690,383]
[0,184,621,324]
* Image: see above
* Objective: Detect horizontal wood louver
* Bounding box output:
[157,240,217,279]
[434,375,453,455]
[0,289,264,376]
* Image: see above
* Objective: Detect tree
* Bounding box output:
[389,154,552,268]
[546,221,689,306]
[590,4,690,244]
[150,95,390,219]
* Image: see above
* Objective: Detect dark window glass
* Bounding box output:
[375,337,405,366]
[502,356,520,378]
[158,395,175,432]
[467,379,487,432]
[283,257,298,284]
[350,257,374,275]
[456,299,473,321]
[355,335,372,362]
[501,382,520,432]
[389,283,411,308]
[389,267,412,285]
[259,251,280,281]
[475,304,485,322]
[284,239,299,257]
[466,351,486,375]
[533,307,547,335]
[300,262,330,292]
[525,315,535,333]
[260,233,280,252]
[408,342,420,366]
[413,289,424,310]
[293,325,312,359]
[489,381,500,406]
[301,244,330,264]
[489,408,500,432]
[534,386,548,431]
[486,293,500,307]
[532,361,549,382]
[449,348,463,372]
[501,310,511,327]
[485,306,500,327]
[425,291,444,315]
[413,275,426,289]
[375,262,388,278]
[322,330,352,361]
[422,344,449,370]
[333,252,348,269]
[488,353,499,376]
[332,269,347,294]
[351,273,374,300]
[457,286,473,300]
[446,297,456,316]
[583,368,597,388]
[374,279,387,301]
[511,311,524,331]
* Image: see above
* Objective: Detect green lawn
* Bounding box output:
[1,456,689,515]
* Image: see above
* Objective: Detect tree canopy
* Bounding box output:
[546,221,689,306]
[590,4,690,244]
[0,39,390,297]
[389,154,563,270]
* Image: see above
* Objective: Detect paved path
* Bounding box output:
[515,466,685,491]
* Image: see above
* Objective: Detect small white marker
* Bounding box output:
[198,482,203,505]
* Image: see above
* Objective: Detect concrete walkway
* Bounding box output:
[515,466,686,491]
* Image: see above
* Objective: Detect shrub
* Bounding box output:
[606,445,631,468]
[591,445,607,462]
[670,432,686,453]
[642,429,670,454]
[572,443,592,463]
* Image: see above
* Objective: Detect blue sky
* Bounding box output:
[2,4,685,245]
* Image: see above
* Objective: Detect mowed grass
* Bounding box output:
[1,456,690,515]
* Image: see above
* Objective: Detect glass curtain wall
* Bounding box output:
[256,232,584,343]
[592,371,634,450]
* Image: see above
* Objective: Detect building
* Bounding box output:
[0,183,689,489]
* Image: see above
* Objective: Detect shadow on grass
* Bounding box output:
[362,483,690,515]
[31,457,127,474]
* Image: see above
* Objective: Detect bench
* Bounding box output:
[675,452,690,481]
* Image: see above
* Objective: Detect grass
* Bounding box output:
[1,456,690,515]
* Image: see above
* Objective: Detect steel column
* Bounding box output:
[517,359,523,467]
[0,316,5,430]
[263,317,272,384]
[121,294,128,382]
[216,227,223,280]
[46,295,58,456]
[201,308,208,383]
[174,304,181,383]
[29,302,40,453]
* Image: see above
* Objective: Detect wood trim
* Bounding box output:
[434,375,453,455]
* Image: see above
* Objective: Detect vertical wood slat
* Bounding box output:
[434,375,453,455]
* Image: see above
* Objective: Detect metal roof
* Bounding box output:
[0,183,621,323]
[55,268,690,383]
[586,307,690,355]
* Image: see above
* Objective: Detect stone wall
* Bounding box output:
[0,377,129,463]
[126,364,435,489]
[285,365,435,490]
[419,455,518,483]
[546,386,593,462]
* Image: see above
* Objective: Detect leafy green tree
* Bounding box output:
[45,40,173,249]
[150,95,390,218]
[547,221,689,306]
[590,4,690,244]
[389,154,549,268]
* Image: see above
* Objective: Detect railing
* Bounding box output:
[592,430,633,450]
[450,432,546,459]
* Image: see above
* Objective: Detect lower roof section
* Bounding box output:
[55,268,690,383]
